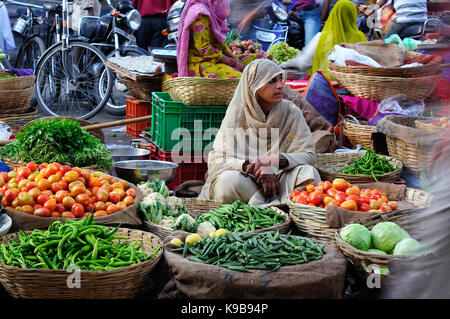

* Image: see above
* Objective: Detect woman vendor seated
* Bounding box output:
[199,59,321,206]
[177,0,260,78]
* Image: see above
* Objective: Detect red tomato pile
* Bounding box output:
[0,162,136,218]
[289,178,398,213]
[429,117,448,128]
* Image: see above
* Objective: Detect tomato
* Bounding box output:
[50,182,64,193]
[11,197,21,208]
[38,163,48,170]
[94,210,107,217]
[0,177,5,188]
[123,196,134,206]
[55,203,66,213]
[76,193,90,206]
[116,202,127,210]
[71,203,84,217]
[346,195,361,206]
[7,171,17,179]
[17,167,32,179]
[332,178,349,192]
[96,190,109,202]
[125,188,136,197]
[85,189,92,197]
[88,177,103,188]
[119,180,129,189]
[314,185,324,193]
[371,189,383,197]
[380,195,389,203]
[68,181,83,190]
[326,188,338,198]
[114,188,126,200]
[77,177,86,185]
[71,167,82,176]
[89,196,97,205]
[305,184,315,193]
[359,195,370,205]
[8,183,18,189]
[43,199,57,212]
[370,194,381,200]
[106,204,119,215]
[335,191,347,203]
[22,205,34,214]
[290,190,300,198]
[340,200,358,211]
[59,165,72,175]
[28,171,39,182]
[51,212,62,218]
[380,204,392,213]
[99,184,112,193]
[84,212,93,219]
[48,174,61,184]
[0,172,10,182]
[62,212,76,219]
[34,208,51,217]
[37,194,50,206]
[387,201,398,210]
[309,191,323,206]
[5,188,20,202]
[370,199,381,210]
[292,194,308,205]
[345,186,360,196]
[54,190,68,203]
[80,169,90,181]
[94,201,106,211]
[34,173,44,183]
[18,192,34,206]
[63,171,79,183]
[62,196,76,210]
[377,198,388,208]
[359,203,371,212]
[300,190,309,197]
[42,190,54,197]
[322,196,334,207]
[107,192,120,204]
[60,180,69,190]
[85,203,94,212]
[37,179,51,191]
[17,179,29,190]
[33,203,43,210]
[22,182,38,192]
[91,186,100,196]
[70,184,87,197]
[26,162,37,172]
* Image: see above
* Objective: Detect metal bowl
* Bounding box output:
[108,146,150,162]
[113,160,179,185]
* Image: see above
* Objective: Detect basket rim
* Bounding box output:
[164,76,240,84]
[328,67,443,81]
[0,227,164,274]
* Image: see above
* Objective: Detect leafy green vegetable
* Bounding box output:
[392,238,424,256]
[138,179,169,198]
[340,224,372,251]
[371,222,406,253]
[0,118,113,170]
[225,29,240,46]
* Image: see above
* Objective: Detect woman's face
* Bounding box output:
[256,74,285,106]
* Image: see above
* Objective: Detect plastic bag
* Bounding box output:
[378,94,425,117]
[0,121,12,141]
[328,45,382,68]
[384,34,418,51]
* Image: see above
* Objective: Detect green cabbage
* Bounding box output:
[371,222,405,253]
[393,238,424,255]
[367,248,388,255]
[340,224,372,251]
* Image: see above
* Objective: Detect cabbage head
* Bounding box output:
[371,222,405,253]
[340,224,371,251]
[393,238,424,256]
[367,248,388,255]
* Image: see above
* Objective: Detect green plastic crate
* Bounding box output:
[151,92,228,152]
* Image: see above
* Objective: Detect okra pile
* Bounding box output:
[171,231,325,272]
[0,215,162,271]
[197,201,285,233]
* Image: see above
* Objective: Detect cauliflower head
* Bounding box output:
[142,192,165,205]
[196,222,217,238]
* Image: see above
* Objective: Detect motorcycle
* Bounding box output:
[78,0,149,115]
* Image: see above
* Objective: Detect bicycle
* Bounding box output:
[34,0,113,120]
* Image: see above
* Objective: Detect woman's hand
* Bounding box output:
[258,174,280,202]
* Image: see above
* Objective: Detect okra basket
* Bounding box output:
[315,152,403,182]
[287,187,432,245]
[0,228,163,299]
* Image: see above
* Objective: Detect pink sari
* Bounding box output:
[177,0,230,77]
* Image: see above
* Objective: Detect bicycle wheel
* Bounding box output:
[14,35,46,70]
[101,47,149,116]
[35,41,113,120]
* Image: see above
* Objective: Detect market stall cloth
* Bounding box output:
[159,231,347,299]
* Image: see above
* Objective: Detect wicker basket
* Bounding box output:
[288,187,432,244]
[315,152,403,182]
[385,136,433,175]
[329,68,443,102]
[335,209,426,280]
[0,108,41,133]
[0,75,35,91]
[0,157,106,172]
[414,120,445,135]
[328,51,442,78]
[164,77,239,106]
[343,121,377,150]
[0,86,34,111]
[0,228,163,299]
[120,76,162,102]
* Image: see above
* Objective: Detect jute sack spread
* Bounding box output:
[5,176,143,231]
[159,231,347,299]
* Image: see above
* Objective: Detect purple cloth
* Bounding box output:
[342,95,379,121]
[177,0,230,77]
[369,112,404,126]
[7,68,34,76]
[294,0,316,10]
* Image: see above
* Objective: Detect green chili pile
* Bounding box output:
[0,215,162,271]
[197,201,285,233]
[0,118,113,170]
[171,231,325,272]
[340,147,396,181]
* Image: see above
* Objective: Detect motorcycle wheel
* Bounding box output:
[102,47,150,116]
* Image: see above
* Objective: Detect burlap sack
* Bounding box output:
[159,231,347,299]
[340,41,406,67]
[376,115,440,147]
[5,177,143,231]
[325,183,416,229]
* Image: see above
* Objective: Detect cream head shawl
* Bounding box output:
[201,59,315,199]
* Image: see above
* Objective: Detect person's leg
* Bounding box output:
[135,16,152,50]
[211,170,260,204]
[299,8,321,47]
[384,21,413,39]
[149,15,169,48]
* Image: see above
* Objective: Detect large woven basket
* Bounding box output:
[0,157,106,172]
[0,75,35,91]
[288,187,432,244]
[0,86,34,111]
[120,76,162,102]
[0,228,163,299]
[0,108,41,134]
[315,152,403,182]
[329,68,443,102]
[414,120,445,135]
[328,51,442,78]
[343,121,377,150]
[335,209,426,281]
[164,77,239,106]
[385,136,433,175]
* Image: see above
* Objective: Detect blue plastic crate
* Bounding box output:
[0,161,10,173]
